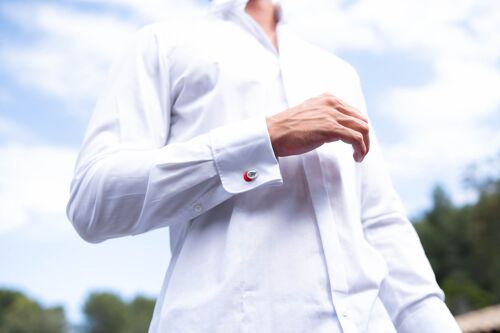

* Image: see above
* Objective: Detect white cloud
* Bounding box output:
[75,0,205,21]
[0,144,77,237]
[0,0,204,119]
[0,115,35,142]
[0,3,137,117]
[379,55,500,212]
[285,0,500,60]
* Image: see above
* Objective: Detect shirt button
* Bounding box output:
[243,169,258,182]
[337,304,348,318]
[192,203,203,213]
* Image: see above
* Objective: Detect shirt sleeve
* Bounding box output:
[66,24,283,244]
[354,75,462,332]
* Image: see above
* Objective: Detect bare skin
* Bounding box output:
[245,0,279,50]
[245,0,370,162]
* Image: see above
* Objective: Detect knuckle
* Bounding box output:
[328,119,341,130]
[332,109,344,118]
[354,132,363,142]
[321,97,332,106]
[318,94,330,104]
[324,95,339,107]
[327,107,340,119]
[361,123,369,133]
[332,97,342,106]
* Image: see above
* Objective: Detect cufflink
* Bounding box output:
[243,169,258,182]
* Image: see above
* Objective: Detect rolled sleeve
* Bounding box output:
[210,116,283,194]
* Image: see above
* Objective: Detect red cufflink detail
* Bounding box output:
[243,169,258,182]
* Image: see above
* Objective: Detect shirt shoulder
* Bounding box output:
[136,12,228,58]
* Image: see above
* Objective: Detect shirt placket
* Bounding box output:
[227,8,358,333]
[300,151,358,333]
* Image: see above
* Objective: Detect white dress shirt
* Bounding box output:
[66,1,462,332]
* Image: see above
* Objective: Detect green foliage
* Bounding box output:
[83,292,155,333]
[415,167,500,315]
[123,296,156,333]
[441,277,493,314]
[0,289,66,333]
[84,293,127,333]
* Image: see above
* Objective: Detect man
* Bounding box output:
[66,0,462,332]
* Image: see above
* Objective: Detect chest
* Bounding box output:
[167,21,357,116]
[165,17,362,213]
[169,22,281,111]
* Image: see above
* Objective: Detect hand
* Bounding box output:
[266,93,370,162]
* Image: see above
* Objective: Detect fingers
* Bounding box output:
[281,93,370,160]
[331,125,367,163]
[337,116,370,155]
[320,94,370,161]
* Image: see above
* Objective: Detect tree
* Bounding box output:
[0,289,66,333]
[468,179,500,302]
[123,296,156,333]
[84,293,127,333]
[83,292,156,333]
[414,157,500,315]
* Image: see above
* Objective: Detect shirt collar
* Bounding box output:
[211,0,248,12]
[210,0,287,24]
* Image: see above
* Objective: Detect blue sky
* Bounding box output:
[1,0,499,324]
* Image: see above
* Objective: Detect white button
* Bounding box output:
[192,203,203,213]
[337,304,348,318]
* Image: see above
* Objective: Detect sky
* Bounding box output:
[0,0,499,325]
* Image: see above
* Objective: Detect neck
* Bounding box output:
[245,0,279,50]
[245,0,278,34]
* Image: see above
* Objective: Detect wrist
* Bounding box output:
[265,116,278,157]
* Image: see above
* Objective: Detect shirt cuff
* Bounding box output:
[397,297,462,333]
[210,117,283,194]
